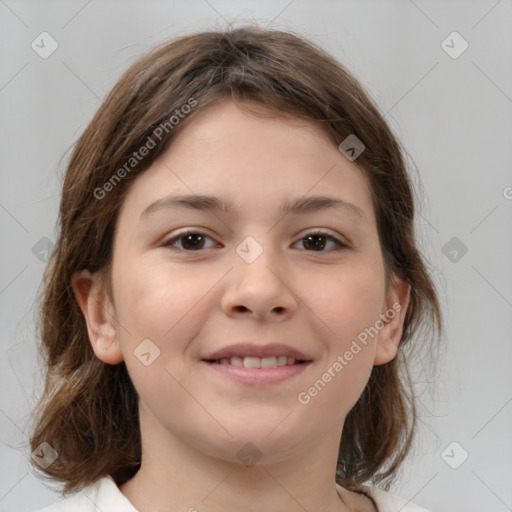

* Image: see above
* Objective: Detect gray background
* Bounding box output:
[1,1,511,511]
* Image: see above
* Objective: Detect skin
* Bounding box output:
[72,99,410,512]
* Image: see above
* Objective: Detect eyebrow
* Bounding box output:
[140,194,367,223]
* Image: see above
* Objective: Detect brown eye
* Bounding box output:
[296,232,347,252]
[164,231,217,251]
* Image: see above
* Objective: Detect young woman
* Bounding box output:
[29,25,441,512]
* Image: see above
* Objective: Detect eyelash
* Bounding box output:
[163,230,349,253]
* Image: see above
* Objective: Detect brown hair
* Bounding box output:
[28,25,442,499]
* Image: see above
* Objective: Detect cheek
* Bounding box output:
[113,258,211,336]
[112,256,244,391]
[313,259,386,344]
[111,259,218,391]
[111,262,213,419]
[298,260,384,412]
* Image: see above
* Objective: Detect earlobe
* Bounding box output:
[71,269,124,365]
[373,276,411,366]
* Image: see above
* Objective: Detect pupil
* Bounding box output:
[183,234,204,250]
[304,235,325,251]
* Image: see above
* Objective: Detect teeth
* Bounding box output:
[244,357,262,368]
[216,356,298,367]
[230,356,244,367]
[277,356,288,367]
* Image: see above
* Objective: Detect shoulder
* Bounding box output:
[362,485,430,512]
[32,475,138,512]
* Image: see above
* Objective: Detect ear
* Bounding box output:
[71,269,124,365]
[373,275,411,365]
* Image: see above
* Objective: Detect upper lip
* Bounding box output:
[202,343,313,361]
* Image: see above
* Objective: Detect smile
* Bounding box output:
[206,356,307,368]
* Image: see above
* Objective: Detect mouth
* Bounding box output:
[203,354,311,367]
[201,342,313,365]
[201,359,312,385]
[201,343,313,385]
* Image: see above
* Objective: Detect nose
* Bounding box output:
[220,241,297,321]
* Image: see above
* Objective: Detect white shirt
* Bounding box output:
[34,475,430,512]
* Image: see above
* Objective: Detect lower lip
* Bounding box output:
[202,361,312,385]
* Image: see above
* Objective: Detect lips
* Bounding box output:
[201,342,313,362]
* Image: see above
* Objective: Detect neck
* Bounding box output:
[119,403,353,512]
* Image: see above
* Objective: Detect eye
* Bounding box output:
[163,230,348,253]
[294,231,348,252]
[163,230,218,251]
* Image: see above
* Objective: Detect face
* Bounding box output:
[74,99,409,466]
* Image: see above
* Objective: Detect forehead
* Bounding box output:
[117,99,376,226]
